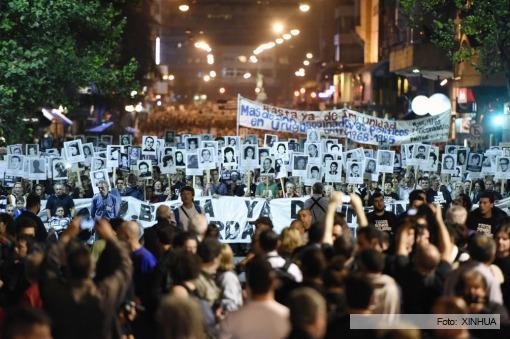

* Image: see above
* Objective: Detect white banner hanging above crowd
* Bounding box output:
[237,95,451,146]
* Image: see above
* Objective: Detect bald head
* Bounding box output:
[120,220,141,243]
[446,206,467,226]
[414,243,440,275]
[156,205,172,222]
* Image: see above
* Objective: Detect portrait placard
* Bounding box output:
[376,150,395,173]
[63,140,84,163]
[441,154,457,175]
[142,136,157,155]
[324,160,341,183]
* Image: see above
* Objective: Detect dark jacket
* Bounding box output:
[18,210,48,242]
[122,187,144,201]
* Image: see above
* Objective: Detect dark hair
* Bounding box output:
[308,222,326,244]
[409,189,426,204]
[356,226,384,247]
[359,249,385,273]
[246,256,274,295]
[109,217,124,233]
[15,217,36,235]
[157,227,176,246]
[173,232,198,249]
[197,237,222,263]
[312,182,323,195]
[333,235,355,259]
[479,191,495,204]
[345,273,374,309]
[254,217,273,229]
[66,242,92,280]
[0,213,16,237]
[468,234,496,263]
[170,250,201,284]
[180,185,195,197]
[25,193,40,210]
[258,229,279,252]
[4,307,51,339]
[301,248,326,280]
[372,192,384,201]
[311,166,319,172]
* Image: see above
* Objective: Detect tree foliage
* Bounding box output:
[400,0,510,97]
[0,0,140,142]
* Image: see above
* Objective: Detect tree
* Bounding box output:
[0,0,140,143]
[400,0,510,98]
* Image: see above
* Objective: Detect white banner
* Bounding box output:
[238,95,450,146]
[42,195,510,243]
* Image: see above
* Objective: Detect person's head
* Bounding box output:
[139,162,149,173]
[218,244,235,272]
[312,182,324,195]
[471,154,480,164]
[359,249,385,274]
[485,179,494,191]
[409,189,426,208]
[174,232,199,254]
[97,180,109,197]
[246,256,275,297]
[356,226,384,252]
[323,154,333,163]
[16,197,25,210]
[201,148,211,160]
[66,242,93,280]
[197,237,222,271]
[277,144,286,154]
[25,193,41,214]
[180,185,195,205]
[478,191,494,216]
[372,192,385,212]
[262,157,272,170]
[254,216,273,232]
[258,229,279,254]
[308,144,318,156]
[144,136,154,148]
[366,160,376,172]
[344,273,374,312]
[4,307,52,339]
[175,151,183,163]
[310,166,320,178]
[417,145,426,153]
[287,288,327,339]
[413,243,440,276]
[11,155,21,168]
[446,205,467,226]
[224,147,234,161]
[468,234,496,264]
[118,221,141,247]
[156,295,205,339]
[14,234,34,260]
[297,157,306,169]
[381,151,390,163]
[13,182,23,196]
[156,205,173,223]
[279,227,303,256]
[330,161,338,172]
[457,270,488,305]
[495,224,510,257]
[351,163,359,175]
[419,177,430,191]
[298,209,313,229]
[15,217,36,238]
[170,249,201,284]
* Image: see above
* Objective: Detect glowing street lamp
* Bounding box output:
[290,29,300,36]
[207,54,214,65]
[203,75,211,82]
[300,88,306,94]
[243,72,252,79]
[273,22,285,34]
[209,70,216,78]
[294,90,300,97]
[178,4,190,12]
[299,3,310,12]
[275,38,284,44]
[283,33,292,40]
[303,60,310,66]
[219,87,226,94]
[306,52,313,59]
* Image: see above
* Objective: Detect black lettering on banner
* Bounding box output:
[203,199,214,217]
[224,221,241,240]
[138,203,154,222]
[259,201,272,218]
[245,200,259,219]
[291,200,305,219]
[210,221,224,240]
[241,221,254,239]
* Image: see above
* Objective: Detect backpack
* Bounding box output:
[269,256,300,305]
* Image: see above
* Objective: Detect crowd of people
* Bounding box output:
[0,130,510,338]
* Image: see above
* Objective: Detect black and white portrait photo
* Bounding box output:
[26,144,39,157]
[376,150,395,173]
[466,153,482,172]
[364,158,377,174]
[63,140,84,163]
[441,154,457,175]
[327,143,342,155]
[457,148,468,167]
[8,144,23,155]
[92,157,106,171]
[6,155,24,175]
[198,147,216,170]
[82,143,94,162]
[241,144,259,169]
[185,137,199,151]
[291,154,308,177]
[226,136,239,149]
[445,145,457,155]
[260,157,275,175]
[306,129,320,143]
[324,160,341,183]
[128,146,141,166]
[413,144,430,161]
[52,159,68,180]
[497,156,510,177]
[174,150,186,167]
[164,131,175,144]
[107,145,121,168]
[29,158,46,180]
[245,135,258,145]
[119,135,132,146]
[222,147,237,165]
[305,142,321,164]
[90,169,110,195]
[118,153,130,172]
[186,152,202,176]
[137,160,153,179]
[160,154,176,174]
[264,134,278,148]
[101,135,113,145]
[142,136,157,155]
[305,164,322,186]
[346,161,363,184]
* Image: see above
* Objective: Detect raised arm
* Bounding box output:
[430,203,453,263]
[350,193,368,228]
[322,191,343,245]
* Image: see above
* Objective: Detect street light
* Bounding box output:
[273,22,285,34]
[178,4,190,12]
[243,72,252,79]
[168,74,175,80]
[294,91,300,97]
[299,3,310,12]
[209,70,216,78]
[306,52,313,59]
[219,87,226,94]
[207,54,214,65]
[282,33,292,40]
[290,29,300,36]
[303,60,310,66]
[300,88,306,94]
[203,75,211,82]
[275,38,284,44]
[249,55,258,63]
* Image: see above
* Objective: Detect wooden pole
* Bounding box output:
[112,169,117,188]
[280,177,286,198]
[382,172,386,189]
[143,180,147,201]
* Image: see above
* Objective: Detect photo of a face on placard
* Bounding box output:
[29,157,46,180]
[127,146,140,166]
[160,154,176,174]
[305,142,321,164]
[394,153,402,170]
[260,156,275,175]
[174,150,186,168]
[164,131,175,144]
[273,142,288,156]
[346,161,363,184]
[245,135,258,145]
[183,136,198,152]
[142,136,157,155]
[186,152,202,176]
[425,146,439,172]
[118,153,130,172]
[92,157,106,171]
[451,166,463,182]
[52,158,68,180]
[90,169,110,195]
[222,146,237,165]
[241,145,259,169]
[64,140,84,163]
[497,156,510,176]
[413,144,430,161]
[363,149,374,159]
[226,136,240,149]
[264,134,278,148]
[6,155,24,175]
[275,158,288,179]
[82,143,94,161]
[101,135,113,145]
[291,154,308,177]
[118,135,131,146]
[288,139,298,152]
[445,145,457,155]
[322,153,334,166]
[376,150,394,173]
[364,158,377,174]
[305,164,322,185]
[467,153,482,172]
[8,144,22,155]
[441,154,457,174]
[325,160,341,183]
[26,144,39,156]
[107,145,121,168]
[327,143,342,155]
[457,148,468,167]
[198,147,216,170]
[137,160,153,179]
[307,129,320,143]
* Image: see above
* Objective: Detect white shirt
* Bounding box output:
[220,299,290,339]
[177,205,201,231]
[266,251,303,282]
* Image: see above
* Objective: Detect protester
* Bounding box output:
[175,186,204,231]
[90,180,119,220]
[45,183,75,219]
[303,183,329,225]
